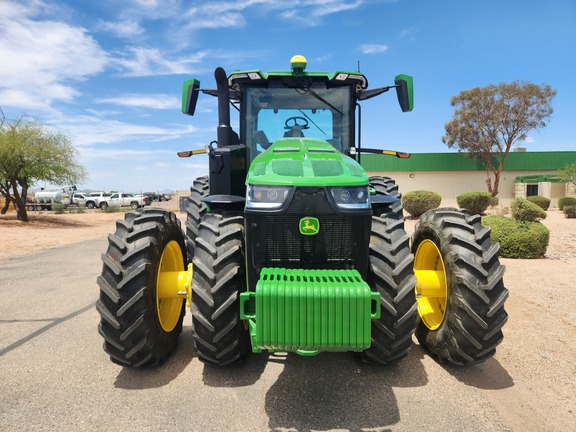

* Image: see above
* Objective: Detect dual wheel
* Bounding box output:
[97,177,508,367]
[365,177,508,365]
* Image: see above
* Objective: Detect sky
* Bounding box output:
[1,0,575,193]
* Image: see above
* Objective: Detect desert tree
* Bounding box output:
[442,81,556,196]
[0,112,87,221]
[557,161,576,187]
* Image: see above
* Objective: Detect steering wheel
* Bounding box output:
[284,116,309,130]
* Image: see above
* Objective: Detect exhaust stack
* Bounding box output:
[214,67,238,148]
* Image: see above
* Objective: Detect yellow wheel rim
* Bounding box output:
[156,240,185,332]
[414,239,448,330]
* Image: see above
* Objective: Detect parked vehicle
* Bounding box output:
[143,192,169,202]
[85,192,111,209]
[70,192,91,206]
[135,194,153,206]
[100,193,147,210]
[26,190,69,211]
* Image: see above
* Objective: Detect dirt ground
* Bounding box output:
[0,202,181,260]
[1,204,575,429]
[3,204,573,260]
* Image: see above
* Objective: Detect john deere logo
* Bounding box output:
[299,217,320,235]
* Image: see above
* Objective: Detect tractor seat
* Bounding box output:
[283,126,304,138]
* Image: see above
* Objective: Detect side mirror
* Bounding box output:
[394,74,414,112]
[182,79,200,116]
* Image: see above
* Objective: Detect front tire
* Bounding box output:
[185,176,209,261]
[99,202,108,210]
[361,210,417,364]
[96,208,187,367]
[191,212,248,366]
[412,208,509,365]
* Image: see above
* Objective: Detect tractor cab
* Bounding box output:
[181,56,413,198]
[232,57,359,160]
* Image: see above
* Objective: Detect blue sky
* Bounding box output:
[1,0,575,193]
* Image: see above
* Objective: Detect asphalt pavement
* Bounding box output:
[1,238,513,431]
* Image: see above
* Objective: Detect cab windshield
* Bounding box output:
[243,84,352,160]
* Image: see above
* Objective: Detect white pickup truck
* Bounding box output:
[99,193,147,210]
[85,192,111,209]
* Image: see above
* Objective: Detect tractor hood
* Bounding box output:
[246,139,368,187]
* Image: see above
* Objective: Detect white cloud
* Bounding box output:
[80,147,173,159]
[96,94,179,110]
[360,44,389,54]
[115,47,208,77]
[0,2,108,111]
[50,115,199,147]
[184,0,365,29]
[98,19,144,37]
[398,26,419,40]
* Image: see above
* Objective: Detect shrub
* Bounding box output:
[489,196,499,207]
[564,205,576,218]
[511,197,547,222]
[51,203,67,214]
[558,196,576,210]
[102,205,123,213]
[402,190,442,217]
[526,195,551,210]
[456,191,492,215]
[482,215,550,259]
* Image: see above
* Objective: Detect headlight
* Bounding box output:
[246,185,291,209]
[329,186,370,209]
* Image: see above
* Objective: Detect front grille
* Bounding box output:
[246,188,370,289]
[251,214,355,266]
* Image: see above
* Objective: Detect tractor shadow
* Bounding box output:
[264,347,428,432]
[414,340,514,390]
[440,357,514,390]
[201,352,270,387]
[113,328,197,389]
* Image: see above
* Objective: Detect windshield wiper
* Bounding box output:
[296,85,343,116]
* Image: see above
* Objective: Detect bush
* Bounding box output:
[526,195,551,210]
[558,196,576,210]
[489,196,499,207]
[482,215,550,259]
[564,205,576,218]
[51,203,67,214]
[456,191,492,215]
[102,205,123,213]
[511,198,547,222]
[402,190,442,217]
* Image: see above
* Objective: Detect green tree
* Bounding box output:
[442,81,556,197]
[557,161,576,187]
[0,112,87,222]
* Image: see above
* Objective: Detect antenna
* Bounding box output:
[357,60,361,72]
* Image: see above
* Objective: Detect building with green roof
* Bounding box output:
[362,150,576,207]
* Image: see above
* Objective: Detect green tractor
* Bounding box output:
[96,55,508,368]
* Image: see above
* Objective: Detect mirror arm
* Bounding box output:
[358,86,392,101]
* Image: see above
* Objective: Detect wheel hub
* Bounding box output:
[414,239,448,330]
[156,241,191,332]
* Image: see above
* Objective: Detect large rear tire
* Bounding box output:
[369,175,403,216]
[191,212,248,366]
[96,208,187,367]
[185,176,209,261]
[412,208,508,365]
[361,210,417,364]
